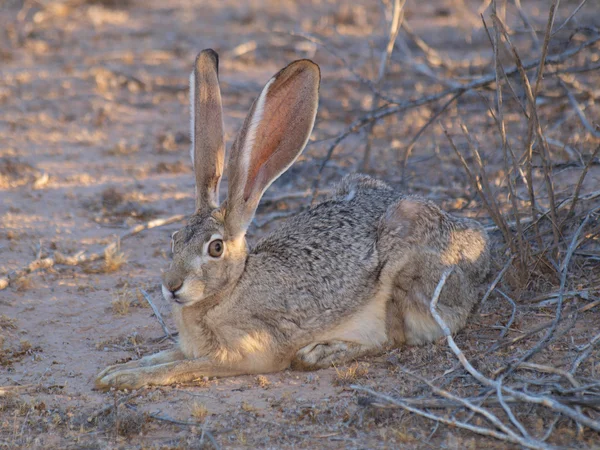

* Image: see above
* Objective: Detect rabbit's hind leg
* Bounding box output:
[388,259,476,346]
[292,340,378,370]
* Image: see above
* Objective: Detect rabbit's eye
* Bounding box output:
[208,239,224,258]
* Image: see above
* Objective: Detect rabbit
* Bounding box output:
[95,49,490,390]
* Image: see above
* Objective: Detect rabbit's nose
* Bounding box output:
[163,272,183,294]
[168,280,183,294]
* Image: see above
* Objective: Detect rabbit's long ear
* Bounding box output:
[191,49,225,211]
[225,60,320,239]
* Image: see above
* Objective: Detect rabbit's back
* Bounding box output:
[230,174,489,353]
[238,177,400,341]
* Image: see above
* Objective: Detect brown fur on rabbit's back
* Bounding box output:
[229,174,489,353]
[235,176,400,348]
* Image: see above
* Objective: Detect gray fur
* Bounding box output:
[95,55,490,391]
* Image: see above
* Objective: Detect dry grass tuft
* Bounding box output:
[0,157,40,189]
[110,284,150,314]
[95,332,145,353]
[256,375,270,388]
[154,161,188,174]
[392,427,419,444]
[14,275,33,292]
[0,314,17,330]
[19,339,31,352]
[98,407,147,437]
[190,401,208,421]
[111,291,131,316]
[100,187,125,209]
[0,338,40,367]
[106,140,139,156]
[235,431,248,445]
[155,131,189,153]
[241,401,257,413]
[116,410,147,436]
[0,392,28,414]
[5,230,18,241]
[103,246,127,273]
[333,363,369,386]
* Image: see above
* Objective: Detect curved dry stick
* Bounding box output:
[429,266,600,433]
[509,214,591,371]
[139,288,176,342]
[480,256,515,306]
[352,385,554,450]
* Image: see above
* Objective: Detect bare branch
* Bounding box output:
[495,289,517,339]
[362,0,405,171]
[480,256,515,306]
[139,288,176,342]
[509,214,591,369]
[352,384,554,449]
[429,267,600,433]
[566,144,600,219]
[552,0,588,36]
[559,79,600,139]
[313,30,600,188]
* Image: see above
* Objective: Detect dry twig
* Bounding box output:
[353,384,554,449]
[509,214,591,370]
[139,289,176,342]
[312,33,600,189]
[362,0,405,171]
[0,214,186,290]
[428,269,600,433]
[480,256,515,306]
[558,78,600,139]
[492,8,561,253]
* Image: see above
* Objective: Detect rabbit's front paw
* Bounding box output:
[95,363,123,381]
[95,359,144,380]
[94,368,146,391]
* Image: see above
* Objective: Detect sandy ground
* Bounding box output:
[1,0,599,448]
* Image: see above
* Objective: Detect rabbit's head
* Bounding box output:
[161,50,320,306]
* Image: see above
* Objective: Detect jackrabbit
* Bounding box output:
[95,50,490,390]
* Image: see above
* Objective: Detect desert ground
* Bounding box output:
[1,0,599,448]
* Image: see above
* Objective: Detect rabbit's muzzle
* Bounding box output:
[162,270,184,300]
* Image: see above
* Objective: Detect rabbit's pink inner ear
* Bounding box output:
[192,49,225,211]
[224,59,320,238]
[242,61,320,206]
